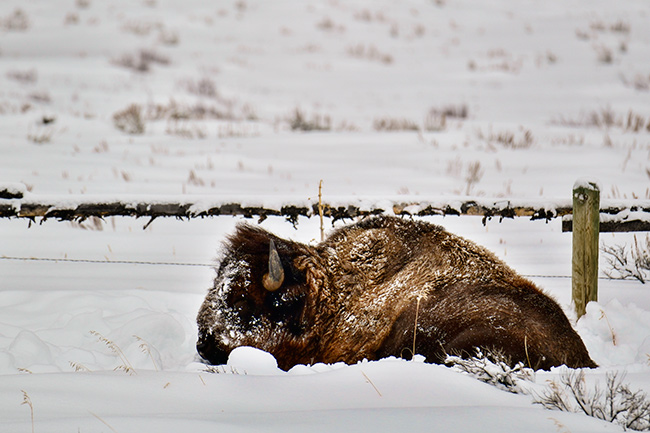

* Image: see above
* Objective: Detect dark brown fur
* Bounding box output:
[197,216,597,370]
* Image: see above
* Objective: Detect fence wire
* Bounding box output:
[0,255,630,281]
[0,255,213,267]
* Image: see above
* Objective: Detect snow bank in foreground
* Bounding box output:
[0,354,622,433]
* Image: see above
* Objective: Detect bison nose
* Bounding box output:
[197,334,230,366]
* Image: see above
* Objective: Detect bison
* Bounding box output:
[197,216,596,370]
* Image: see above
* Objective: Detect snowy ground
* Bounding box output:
[1,0,650,431]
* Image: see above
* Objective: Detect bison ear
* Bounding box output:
[263,239,285,291]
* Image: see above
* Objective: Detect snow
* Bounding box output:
[2,359,622,433]
[0,182,27,198]
[601,211,650,224]
[1,0,650,431]
[578,300,650,367]
[226,346,282,375]
[574,177,602,192]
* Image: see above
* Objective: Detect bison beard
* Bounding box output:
[197,216,597,371]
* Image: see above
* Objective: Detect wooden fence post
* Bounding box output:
[572,179,600,318]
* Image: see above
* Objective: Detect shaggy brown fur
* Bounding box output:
[197,216,597,371]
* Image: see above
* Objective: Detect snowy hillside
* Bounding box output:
[1,0,650,431]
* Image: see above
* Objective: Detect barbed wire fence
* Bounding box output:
[3,183,650,309]
[0,251,644,282]
[3,183,650,229]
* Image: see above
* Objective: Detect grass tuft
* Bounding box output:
[21,390,34,433]
[90,330,136,375]
[112,49,170,73]
[1,9,29,31]
[6,69,37,84]
[552,108,650,133]
[69,361,92,372]
[347,44,393,65]
[113,104,145,135]
[27,127,55,145]
[204,365,245,374]
[373,117,419,132]
[289,108,331,132]
[133,335,160,371]
[476,126,534,149]
[165,121,207,139]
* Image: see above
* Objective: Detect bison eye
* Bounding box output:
[266,290,304,313]
[233,298,252,317]
[265,292,284,310]
[270,296,283,309]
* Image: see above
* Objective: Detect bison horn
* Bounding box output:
[263,239,285,292]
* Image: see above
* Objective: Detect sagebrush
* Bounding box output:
[445,348,534,393]
[534,370,650,431]
[602,235,650,283]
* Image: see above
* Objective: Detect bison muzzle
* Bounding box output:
[197,216,596,370]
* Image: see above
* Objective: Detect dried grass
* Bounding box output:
[27,126,55,144]
[316,17,345,33]
[184,77,219,99]
[113,104,145,134]
[21,390,34,433]
[134,335,160,371]
[1,9,29,31]
[90,330,136,375]
[112,49,170,73]
[289,108,331,132]
[146,99,246,122]
[465,161,484,195]
[347,44,393,65]
[165,121,207,139]
[373,117,419,132]
[553,108,650,133]
[476,126,534,149]
[6,69,37,84]
[424,104,469,131]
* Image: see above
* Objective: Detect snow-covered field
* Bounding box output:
[1,0,650,431]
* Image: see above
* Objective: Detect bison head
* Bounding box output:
[196,224,326,368]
